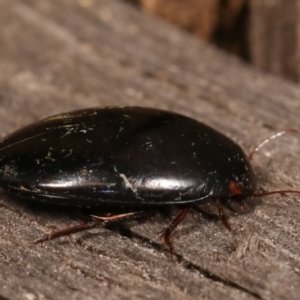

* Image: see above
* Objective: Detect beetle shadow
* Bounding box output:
[193,196,263,224]
[0,190,263,247]
[0,191,176,240]
[1,190,263,226]
[0,192,90,222]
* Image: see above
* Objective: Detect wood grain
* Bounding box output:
[1,0,300,299]
[249,0,299,82]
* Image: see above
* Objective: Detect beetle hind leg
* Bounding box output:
[34,220,103,244]
[34,211,144,244]
[160,207,190,253]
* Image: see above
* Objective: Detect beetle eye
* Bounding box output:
[229,181,243,196]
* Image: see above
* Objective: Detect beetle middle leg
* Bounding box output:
[160,206,190,253]
[34,211,144,244]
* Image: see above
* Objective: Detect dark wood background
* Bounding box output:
[1,0,300,299]
[139,0,300,83]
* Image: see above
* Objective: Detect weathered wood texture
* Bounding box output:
[249,0,299,82]
[1,0,300,299]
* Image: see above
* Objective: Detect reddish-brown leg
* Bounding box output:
[216,199,232,231]
[34,211,143,244]
[160,207,190,253]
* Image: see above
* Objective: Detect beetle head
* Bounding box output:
[228,181,243,196]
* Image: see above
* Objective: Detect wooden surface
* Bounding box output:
[1,0,300,299]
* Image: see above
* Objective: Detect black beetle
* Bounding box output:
[0,106,298,250]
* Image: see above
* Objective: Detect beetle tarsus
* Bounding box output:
[160,207,190,253]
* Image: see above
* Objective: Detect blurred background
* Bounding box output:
[123,0,299,83]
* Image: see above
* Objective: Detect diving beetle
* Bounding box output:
[0,106,298,251]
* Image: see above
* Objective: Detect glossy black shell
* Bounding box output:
[0,107,256,206]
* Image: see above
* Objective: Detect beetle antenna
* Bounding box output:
[248,129,298,160]
[249,128,300,197]
[252,190,300,197]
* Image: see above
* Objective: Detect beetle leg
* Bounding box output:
[34,221,103,244]
[216,199,232,231]
[160,207,190,253]
[90,211,140,221]
[34,211,144,244]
